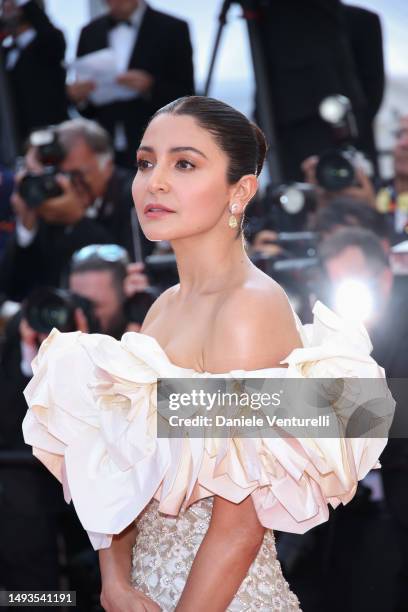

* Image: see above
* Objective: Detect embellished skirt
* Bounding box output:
[131,496,301,611]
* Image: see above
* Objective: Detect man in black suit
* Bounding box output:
[256,0,384,181]
[68,0,195,168]
[0,0,68,150]
[0,118,153,301]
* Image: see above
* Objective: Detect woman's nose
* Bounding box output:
[147,165,170,193]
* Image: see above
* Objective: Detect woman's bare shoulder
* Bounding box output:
[139,283,180,333]
[223,275,292,317]
[205,276,302,372]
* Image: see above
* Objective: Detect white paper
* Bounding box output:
[391,240,408,253]
[69,48,140,106]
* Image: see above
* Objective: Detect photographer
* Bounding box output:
[68,244,154,339]
[0,244,154,601]
[0,118,153,301]
[2,244,152,392]
[283,228,406,611]
[0,0,68,149]
[0,244,153,455]
[319,227,408,612]
[0,303,92,602]
[302,154,377,210]
[304,114,408,246]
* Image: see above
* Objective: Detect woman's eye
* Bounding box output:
[176,159,195,170]
[136,158,153,171]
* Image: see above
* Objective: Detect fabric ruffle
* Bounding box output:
[22,301,395,549]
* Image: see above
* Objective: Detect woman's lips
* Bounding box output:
[144,209,175,219]
[143,204,176,219]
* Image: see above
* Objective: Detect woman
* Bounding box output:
[23,97,392,611]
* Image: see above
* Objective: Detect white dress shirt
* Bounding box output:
[15,218,38,247]
[108,2,147,74]
[4,28,36,71]
[108,1,147,151]
[3,0,35,70]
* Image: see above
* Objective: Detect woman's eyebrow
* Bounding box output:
[137,146,208,159]
[170,146,208,159]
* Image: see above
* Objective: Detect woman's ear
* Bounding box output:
[230,175,258,212]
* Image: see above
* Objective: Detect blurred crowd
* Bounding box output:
[0,1,408,611]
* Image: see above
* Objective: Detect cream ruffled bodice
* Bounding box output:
[22,301,394,551]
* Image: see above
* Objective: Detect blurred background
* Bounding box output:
[49,0,408,177]
[1,1,408,611]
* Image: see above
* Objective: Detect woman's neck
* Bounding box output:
[171,230,252,297]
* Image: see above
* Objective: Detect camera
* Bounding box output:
[18,168,65,209]
[259,183,317,233]
[316,149,356,192]
[22,287,99,334]
[17,127,68,209]
[315,95,359,191]
[144,254,180,292]
[124,287,160,325]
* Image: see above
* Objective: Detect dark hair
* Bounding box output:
[70,256,126,300]
[148,96,268,236]
[313,197,389,240]
[319,227,390,274]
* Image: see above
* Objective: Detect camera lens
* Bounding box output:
[23,288,76,334]
[315,150,355,191]
[18,171,63,208]
[18,174,46,208]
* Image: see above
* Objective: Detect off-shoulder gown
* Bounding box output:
[22,302,394,611]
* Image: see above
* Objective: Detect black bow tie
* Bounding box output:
[107,16,133,30]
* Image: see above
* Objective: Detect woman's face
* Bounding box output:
[132,114,233,242]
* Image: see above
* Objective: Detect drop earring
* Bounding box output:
[228,203,239,229]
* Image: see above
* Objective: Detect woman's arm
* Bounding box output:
[176,282,302,609]
[99,522,160,612]
[176,496,265,611]
[99,522,136,597]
